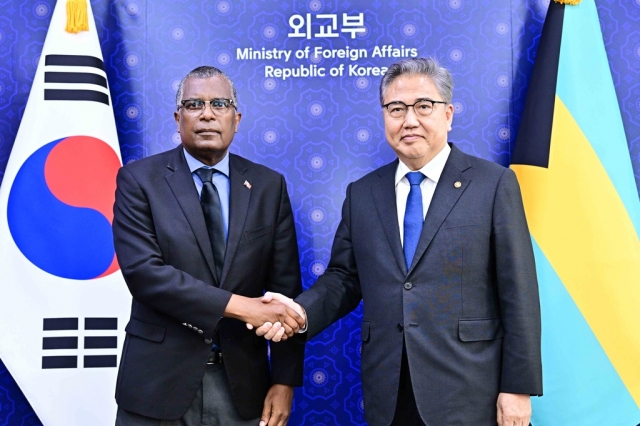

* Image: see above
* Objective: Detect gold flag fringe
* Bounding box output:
[554,0,582,5]
[65,0,89,33]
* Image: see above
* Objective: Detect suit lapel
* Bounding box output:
[164,147,219,283]
[220,155,251,285]
[408,144,472,274]
[372,160,407,275]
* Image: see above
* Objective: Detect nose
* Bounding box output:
[200,103,216,120]
[403,106,419,127]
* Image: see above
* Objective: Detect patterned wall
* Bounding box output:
[0,0,638,424]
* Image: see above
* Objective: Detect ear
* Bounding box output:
[234,111,242,133]
[174,110,180,131]
[445,103,454,131]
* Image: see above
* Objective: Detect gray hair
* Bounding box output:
[175,66,238,109]
[379,57,454,105]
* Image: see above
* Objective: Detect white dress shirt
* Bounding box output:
[395,143,451,246]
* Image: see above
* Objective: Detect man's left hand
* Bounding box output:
[496,392,531,426]
[260,384,294,426]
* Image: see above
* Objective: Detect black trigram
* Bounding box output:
[43,55,110,105]
[42,317,118,369]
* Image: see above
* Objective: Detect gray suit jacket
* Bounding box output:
[296,143,542,426]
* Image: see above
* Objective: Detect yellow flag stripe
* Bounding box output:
[511,96,640,405]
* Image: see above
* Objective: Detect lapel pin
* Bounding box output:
[454,181,462,188]
[244,180,252,189]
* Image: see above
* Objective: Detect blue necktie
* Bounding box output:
[403,171,426,270]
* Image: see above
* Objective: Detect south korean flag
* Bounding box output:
[0,1,131,424]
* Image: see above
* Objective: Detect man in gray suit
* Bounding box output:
[253,57,542,426]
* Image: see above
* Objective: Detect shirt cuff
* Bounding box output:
[297,306,308,334]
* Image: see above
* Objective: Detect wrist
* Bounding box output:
[223,294,250,321]
[298,306,308,333]
[271,383,294,389]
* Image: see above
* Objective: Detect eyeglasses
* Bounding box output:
[382,99,448,118]
[179,98,236,114]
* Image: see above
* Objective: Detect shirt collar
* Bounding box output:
[395,142,451,186]
[183,148,230,178]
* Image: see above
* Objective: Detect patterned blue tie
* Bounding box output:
[403,171,426,270]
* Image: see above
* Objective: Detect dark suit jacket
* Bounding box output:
[112,147,304,420]
[296,144,542,426]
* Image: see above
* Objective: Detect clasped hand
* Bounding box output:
[227,293,304,340]
[246,292,306,342]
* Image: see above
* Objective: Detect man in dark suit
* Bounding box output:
[113,66,305,426]
[254,57,542,426]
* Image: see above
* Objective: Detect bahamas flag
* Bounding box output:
[511,0,640,425]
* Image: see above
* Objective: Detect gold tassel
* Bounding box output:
[65,0,89,33]
[554,0,582,4]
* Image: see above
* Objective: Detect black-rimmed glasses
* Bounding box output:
[179,98,236,114]
[383,99,447,118]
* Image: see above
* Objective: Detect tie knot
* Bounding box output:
[195,167,214,183]
[406,171,425,186]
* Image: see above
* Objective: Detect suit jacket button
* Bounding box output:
[403,282,413,290]
[397,324,403,332]
[204,338,213,344]
[198,330,203,334]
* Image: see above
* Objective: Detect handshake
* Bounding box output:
[240,292,307,342]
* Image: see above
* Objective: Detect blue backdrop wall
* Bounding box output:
[0,0,638,425]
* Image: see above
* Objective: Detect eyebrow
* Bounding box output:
[386,97,436,104]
